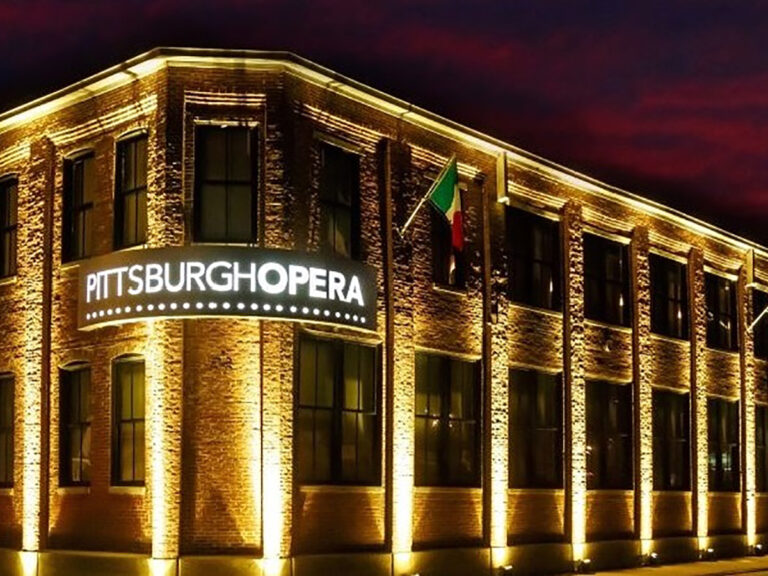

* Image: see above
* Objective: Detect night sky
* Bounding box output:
[1,1,766,243]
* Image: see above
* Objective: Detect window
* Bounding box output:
[60,364,92,486]
[757,405,768,492]
[586,380,633,489]
[319,142,360,258]
[753,290,768,360]
[432,203,465,288]
[707,398,740,491]
[297,336,380,485]
[114,134,148,249]
[652,389,690,490]
[0,375,13,487]
[650,254,688,340]
[0,177,17,278]
[62,153,95,262]
[112,357,145,485]
[507,207,561,310]
[584,233,631,326]
[415,352,480,486]
[194,125,258,243]
[705,273,738,351]
[509,368,563,488]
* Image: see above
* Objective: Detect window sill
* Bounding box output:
[704,346,740,356]
[650,332,690,345]
[584,318,632,334]
[432,283,467,297]
[586,488,634,494]
[414,486,482,493]
[508,301,563,319]
[57,486,90,495]
[0,487,13,496]
[0,274,17,287]
[652,490,692,495]
[298,484,384,494]
[113,242,148,253]
[109,485,146,496]
[507,487,564,494]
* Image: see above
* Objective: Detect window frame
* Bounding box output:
[62,151,96,263]
[111,355,146,487]
[193,124,260,244]
[113,133,149,250]
[317,140,361,260]
[59,363,92,487]
[649,253,689,340]
[652,388,691,491]
[753,289,768,360]
[757,404,768,493]
[414,351,482,488]
[0,374,13,488]
[586,379,634,490]
[0,176,18,278]
[506,206,562,311]
[583,232,631,327]
[295,333,382,486]
[508,368,563,489]
[707,397,740,492]
[705,272,738,351]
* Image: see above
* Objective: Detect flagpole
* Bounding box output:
[398,155,456,237]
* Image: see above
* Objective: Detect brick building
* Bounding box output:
[0,47,768,576]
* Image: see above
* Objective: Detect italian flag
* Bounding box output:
[428,157,463,251]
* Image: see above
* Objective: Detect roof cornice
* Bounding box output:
[0,46,764,258]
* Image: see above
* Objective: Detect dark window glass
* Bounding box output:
[415,352,480,486]
[432,201,465,288]
[62,153,95,262]
[707,397,740,492]
[586,380,633,489]
[650,254,689,340]
[114,135,148,249]
[652,389,690,490]
[509,368,563,488]
[60,365,92,486]
[584,233,631,326]
[0,178,18,278]
[194,125,258,243]
[112,358,145,486]
[319,142,360,259]
[0,375,13,487]
[297,336,380,485]
[757,405,768,492]
[705,273,738,351]
[507,207,561,310]
[753,290,768,360]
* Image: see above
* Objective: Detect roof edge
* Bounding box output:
[0,46,765,260]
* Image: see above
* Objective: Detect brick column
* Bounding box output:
[487,193,509,555]
[689,247,709,547]
[562,201,587,561]
[19,138,54,557]
[147,321,184,561]
[147,93,185,568]
[390,144,415,572]
[631,227,653,554]
[739,259,756,546]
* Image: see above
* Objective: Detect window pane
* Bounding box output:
[343,343,360,411]
[199,184,227,240]
[201,128,226,181]
[313,410,332,482]
[227,128,252,181]
[315,341,334,408]
[296,409,314,482]
[132,365,145,418]
[134,421,145,481]
[227,184,253,241]
[341,412,358,479]
[120,422,134,481]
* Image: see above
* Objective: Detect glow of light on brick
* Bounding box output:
[20,551,38,576]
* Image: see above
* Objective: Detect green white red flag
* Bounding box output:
[428,157,463,251]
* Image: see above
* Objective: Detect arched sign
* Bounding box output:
[78,246,377,332]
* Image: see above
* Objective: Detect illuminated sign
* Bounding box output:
[78,246,377,331]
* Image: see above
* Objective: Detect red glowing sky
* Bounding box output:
[1,1,766,242]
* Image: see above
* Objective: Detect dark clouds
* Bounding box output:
[1,0,766,242]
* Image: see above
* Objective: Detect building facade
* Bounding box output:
[0,47,768,576]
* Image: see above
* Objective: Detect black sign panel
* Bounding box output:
[78,246,378,332]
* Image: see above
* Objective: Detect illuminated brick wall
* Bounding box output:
[0,50,767,575]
